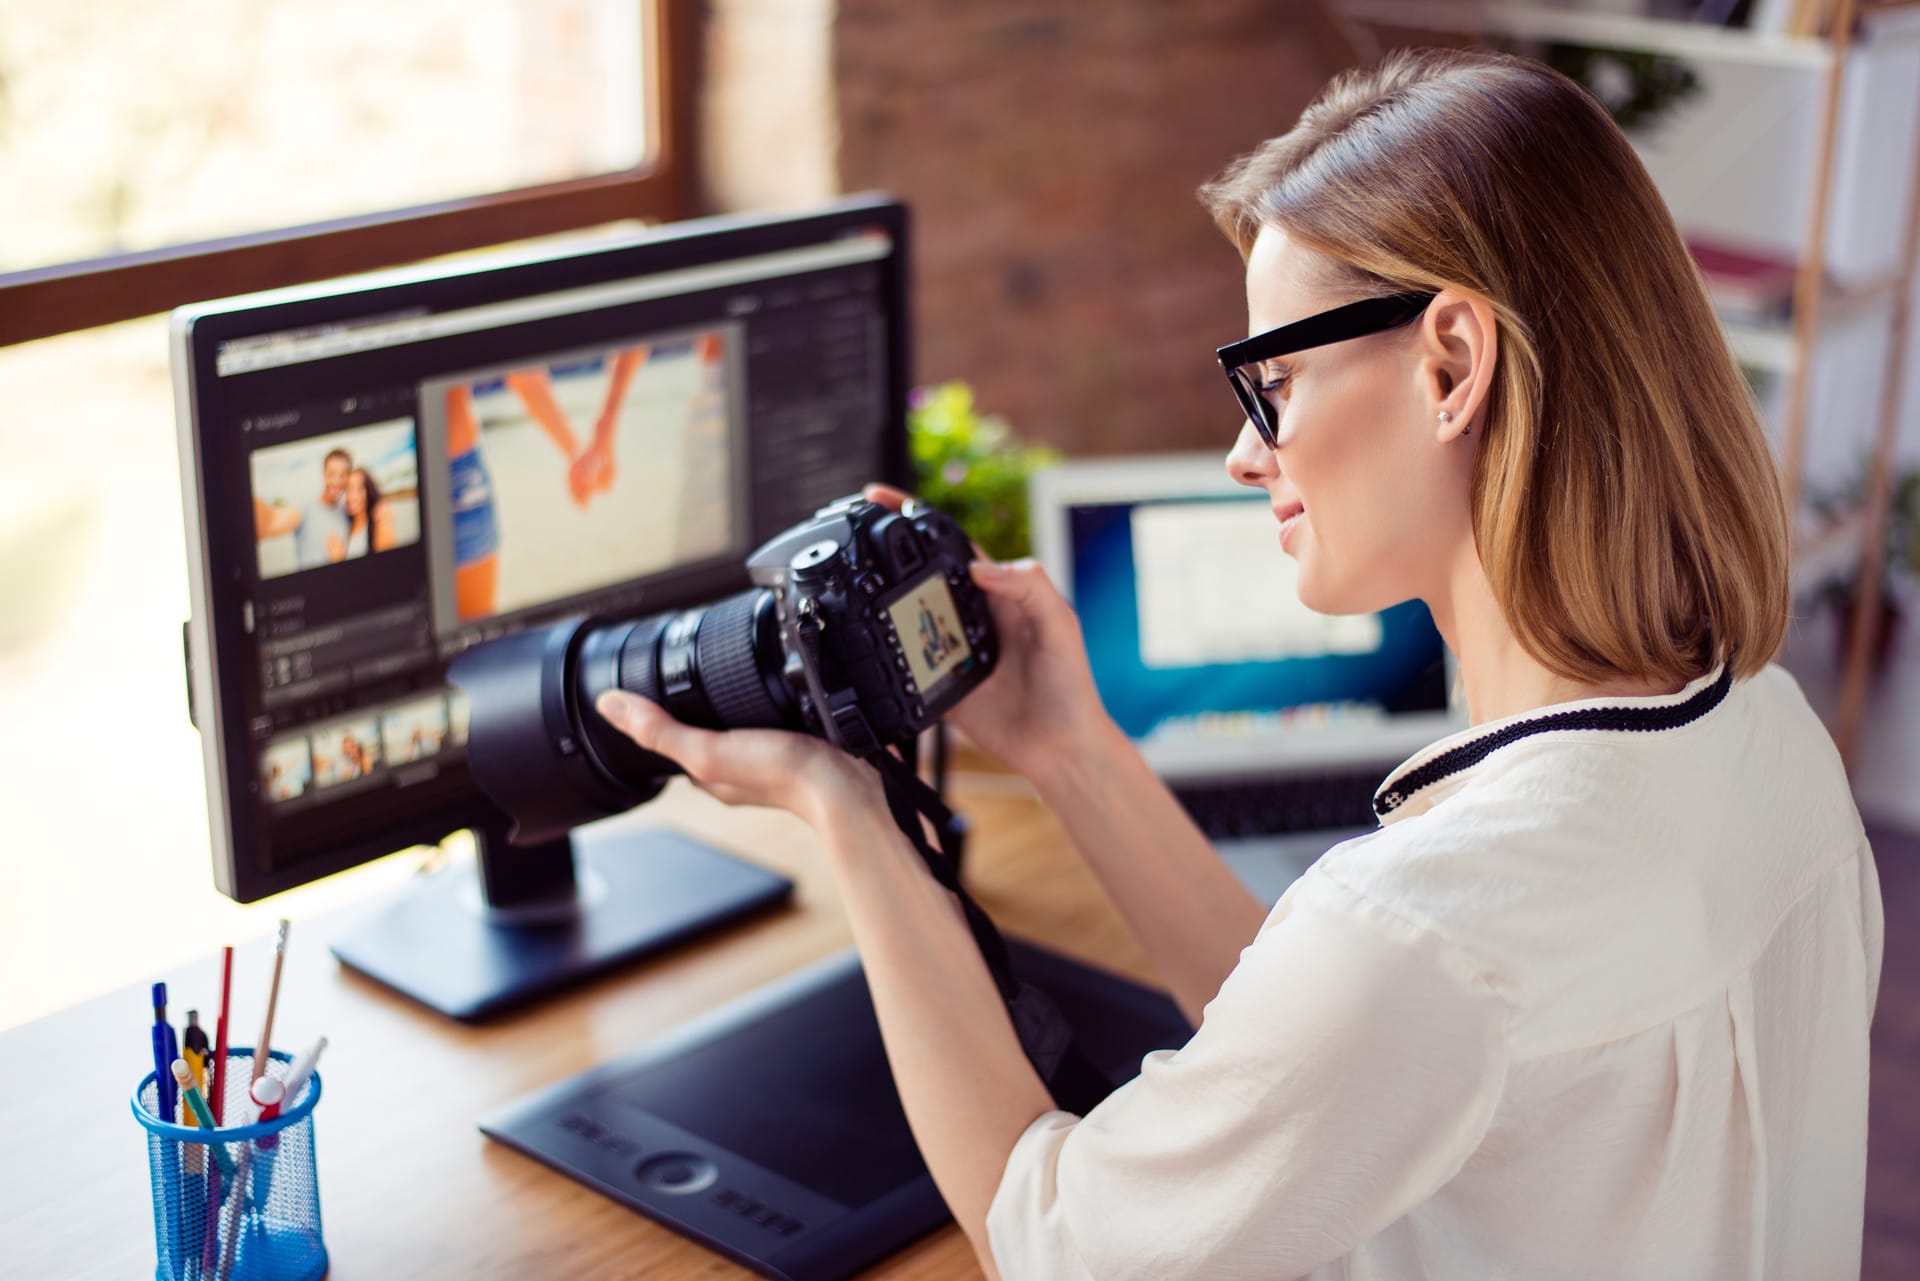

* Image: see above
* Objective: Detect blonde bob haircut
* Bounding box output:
[1199,48,1789,687]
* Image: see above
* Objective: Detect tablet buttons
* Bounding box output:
[635,1151,719,1195]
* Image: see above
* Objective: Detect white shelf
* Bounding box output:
[1337,0,1837,67]
[1717,271,1905,372]
[1789,506,1868,600]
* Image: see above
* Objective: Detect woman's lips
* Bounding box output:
[1275,501,1306,548]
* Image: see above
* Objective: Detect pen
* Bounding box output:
[215,1147,251,1281]
[150,983,178,1122]
[181,1037,207,1181]
[172,1060,237,1180]
[151,983,184,1278]
[211,946,233,1125]
[183,1009,210,1090]
[255,1036,326,1152]
[183,1011,214,1195]
[183,1007,210,1182]
[250,1075,285,1122]
[250,1077,285,1153]
[239,1067,291,1248]
[278,1035,327,1109]
[252,920,290,1084]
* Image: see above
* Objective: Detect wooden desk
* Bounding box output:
[0,775,1151,1279]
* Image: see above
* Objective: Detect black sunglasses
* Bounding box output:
[1216,291,1437,448]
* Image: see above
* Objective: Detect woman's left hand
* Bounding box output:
[594,689,884,829]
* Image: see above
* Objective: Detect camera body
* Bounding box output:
[747,493,995,753]
[449,495,996,844]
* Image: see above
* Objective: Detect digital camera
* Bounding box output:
[448,495,997,843]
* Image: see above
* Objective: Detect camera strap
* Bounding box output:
[867,750,1118,1116]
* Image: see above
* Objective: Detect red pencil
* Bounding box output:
[210,945,233,1125]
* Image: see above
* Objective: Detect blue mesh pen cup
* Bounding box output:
[132,1047,327,1281]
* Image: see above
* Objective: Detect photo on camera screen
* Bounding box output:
[380,694,451,765]
[260,737,313,803]
[887,575,974,700]
[248,420,422,580]
[423,329,738,626]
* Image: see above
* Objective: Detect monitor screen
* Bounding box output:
[1029,453,1460,776]
[175,199,910,901]
[1067,495,1449,744]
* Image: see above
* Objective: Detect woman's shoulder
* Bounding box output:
[1303,664,1865,1057]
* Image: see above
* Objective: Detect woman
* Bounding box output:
[593,50,1883,1279]
[330,467,398,560]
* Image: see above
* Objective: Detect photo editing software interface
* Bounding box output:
[1067,494,1450,744]
[203,227,899,875]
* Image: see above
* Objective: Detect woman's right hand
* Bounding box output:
[862,484,1113,785]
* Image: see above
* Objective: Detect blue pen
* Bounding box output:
[151,983,186,1279]
[151,983,179,1121]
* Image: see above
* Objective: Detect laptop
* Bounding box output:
[1030,453,1465,903]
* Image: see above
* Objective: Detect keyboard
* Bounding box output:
[1172,770,1382,840]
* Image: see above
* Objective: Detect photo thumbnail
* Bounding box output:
[430,328,738,624]
[311,716,383,789]
[250,419,422,580]
[260,737,313,803]
[381,694,450,765]
[887,577,973,696]
[447,689,471,747]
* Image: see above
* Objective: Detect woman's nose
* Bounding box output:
[1225,419,1278,489]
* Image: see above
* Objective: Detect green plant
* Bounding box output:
[1811,458,1920,597]
[907,381,1059,562]
[1806,462,1920,684]
[1537,44,1702,135]
[1892,467,1920,585]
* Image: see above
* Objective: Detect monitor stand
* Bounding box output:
[330,816,794,1022]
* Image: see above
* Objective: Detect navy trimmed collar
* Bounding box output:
[1373,663,1735,822]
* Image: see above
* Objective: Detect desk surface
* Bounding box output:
[1,774,1152,1280]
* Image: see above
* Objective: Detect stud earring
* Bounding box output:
[1437,411,1452,423]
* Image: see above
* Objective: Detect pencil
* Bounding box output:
[251,920,290,1084]
[211,945,233,1125]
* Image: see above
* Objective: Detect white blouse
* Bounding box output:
[987,663,1884,1280]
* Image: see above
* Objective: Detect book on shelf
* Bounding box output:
[1748,0,1800,32]
[1686,236,1801,324]
[1690,0,1755,25]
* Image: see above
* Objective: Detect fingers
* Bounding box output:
[968,558,1080,648]
[860,483,992,560]
[862,482,915,512]
[596,689,717,777]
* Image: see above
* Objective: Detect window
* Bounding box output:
[0,0,696,345]
[0,0,697,1029]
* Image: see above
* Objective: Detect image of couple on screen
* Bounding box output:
[917,599,962,674]
[249,420,422,580]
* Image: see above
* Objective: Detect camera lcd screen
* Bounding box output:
[885,573,974,702]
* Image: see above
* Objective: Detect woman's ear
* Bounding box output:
[1416,289,1498,443]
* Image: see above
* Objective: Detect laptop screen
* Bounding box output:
[1033,456,1460,775]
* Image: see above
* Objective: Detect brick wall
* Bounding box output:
[701,1,1354,457]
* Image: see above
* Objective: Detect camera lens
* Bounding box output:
[452,495,999,849]
[451,590,802,845]
[589,589,797,753]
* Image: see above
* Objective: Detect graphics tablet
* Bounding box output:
[479,938,1192,1281]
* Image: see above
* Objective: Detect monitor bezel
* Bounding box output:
[174,196,912,902]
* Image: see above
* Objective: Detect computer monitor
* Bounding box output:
[173,196,912,1018]
[1030,453,1463,784]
